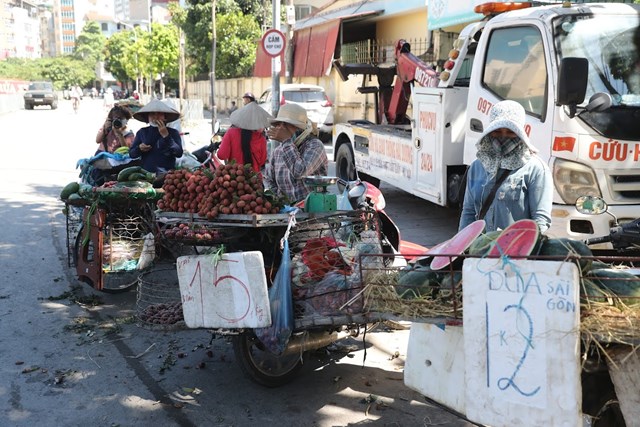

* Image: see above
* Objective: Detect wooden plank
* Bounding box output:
[607,347,640,427]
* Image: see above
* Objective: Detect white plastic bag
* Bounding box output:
[136,233,155,270]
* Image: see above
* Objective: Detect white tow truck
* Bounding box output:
[332,1,640,240]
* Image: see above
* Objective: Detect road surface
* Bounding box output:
[0,98,467,427]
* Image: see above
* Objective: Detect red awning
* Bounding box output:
[292,20,341,77]
[253,41,286,78]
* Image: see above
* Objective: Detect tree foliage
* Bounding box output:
[148,23,180,80]
[104,30,133,83]
[0,56,95,89]
[74,21,106,63]
[172,0,265,78]
[216,12,261,78]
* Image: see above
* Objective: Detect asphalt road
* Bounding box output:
[0,98,466,427]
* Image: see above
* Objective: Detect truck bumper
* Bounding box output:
[548,204,639,241]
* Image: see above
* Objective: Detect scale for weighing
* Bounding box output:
[304,176,338,213]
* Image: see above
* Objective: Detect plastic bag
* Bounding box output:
[337,187,352,210]
[254,239,294,355]
[136,233,156,270]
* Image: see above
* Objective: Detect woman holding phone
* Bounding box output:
[129,99,184,175]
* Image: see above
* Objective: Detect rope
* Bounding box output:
[281,208,299,249]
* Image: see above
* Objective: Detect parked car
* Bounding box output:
[24,81,58,110]
[257,84,334,138]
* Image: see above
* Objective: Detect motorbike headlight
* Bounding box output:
[553,158,601,204]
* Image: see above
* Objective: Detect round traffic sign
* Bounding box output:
[261,29,286,57]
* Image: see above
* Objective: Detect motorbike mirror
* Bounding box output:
[213,119,221,135]
[575,195,608,215]
[348,182,366,199]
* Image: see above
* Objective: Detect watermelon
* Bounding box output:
[588,269,640,301]
[488,219,541,257]
[430,220,486,271]
[580,278,612,304]
[591,260,611,270]
[397,264,442,299]
[441,271,462,291]
[468,230,502,256]
[538,238,593,273]
[413,239,450,267]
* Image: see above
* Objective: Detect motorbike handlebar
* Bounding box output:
[584,235,612,245]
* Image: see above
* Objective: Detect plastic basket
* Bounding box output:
[136,266,185,330]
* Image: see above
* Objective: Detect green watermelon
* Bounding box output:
[488,220,541,257]
[580,278,612,304]
[591,260,611,270]
[538,238,593,273]
[397,265,442,299]
[468,230,502,256]
[589,269,640,301]
[441,271,462,291]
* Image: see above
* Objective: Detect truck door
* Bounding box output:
[413,88,467,206]
[465,22,555,164]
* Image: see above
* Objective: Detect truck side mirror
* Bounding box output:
[557,57,588,117]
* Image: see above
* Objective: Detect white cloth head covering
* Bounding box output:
[480,100,537,153]
[133,99,181,123]
[230,102,273,130]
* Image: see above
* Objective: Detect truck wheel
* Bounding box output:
[447,171,466,208]
[51,101,58,110]
[335,144,357,182]
[25,103,33,110]
[232,333,304,387]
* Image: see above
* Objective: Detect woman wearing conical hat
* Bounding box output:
[129,99,183,175]
[217,101,273,173]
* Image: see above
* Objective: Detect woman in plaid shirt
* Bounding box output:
[263,104,328,203]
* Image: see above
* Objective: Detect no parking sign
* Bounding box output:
[261,29,286,57]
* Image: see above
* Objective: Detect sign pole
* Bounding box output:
[271,0,281,118]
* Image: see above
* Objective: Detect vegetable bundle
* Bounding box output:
[157,163,284,219]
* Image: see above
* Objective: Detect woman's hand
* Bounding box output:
[154,119,169,138]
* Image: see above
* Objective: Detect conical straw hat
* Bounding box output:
[230,101,273,130]
[133,99,181,123]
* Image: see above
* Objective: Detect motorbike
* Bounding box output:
[577,195,640,254]
[328,178,427,262]
[183,119,225,169]
[575,195,639,427]
[227,177,426,387]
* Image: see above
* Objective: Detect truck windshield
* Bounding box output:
[555,13,640,140]
[554,13,640,108]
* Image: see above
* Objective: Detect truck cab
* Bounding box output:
[462,2,640,240]
[333,1,640,242]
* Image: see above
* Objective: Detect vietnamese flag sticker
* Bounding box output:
[553,136,576,152]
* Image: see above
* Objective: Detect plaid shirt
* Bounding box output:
[263,135,328,203]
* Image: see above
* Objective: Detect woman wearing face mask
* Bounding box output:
[459,100,553,233]
[129,99,183,175]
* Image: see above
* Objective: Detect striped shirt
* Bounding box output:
[263,135,328,203]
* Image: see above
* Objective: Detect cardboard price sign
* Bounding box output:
[177,251,271,329]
